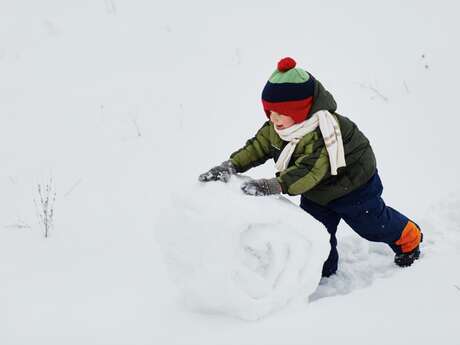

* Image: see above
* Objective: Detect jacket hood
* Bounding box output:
[308,78,337,116]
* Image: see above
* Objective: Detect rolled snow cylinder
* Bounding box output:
[155,177,330,320]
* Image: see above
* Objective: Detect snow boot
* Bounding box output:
[321,248,338,277]
[394,232,423,267]
[394,246,420,267]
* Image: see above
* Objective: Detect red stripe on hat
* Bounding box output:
[262,97,313,123]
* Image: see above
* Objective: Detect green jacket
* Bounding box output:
[230,80,376,206]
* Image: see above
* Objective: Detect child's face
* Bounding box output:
[270,111,295,130]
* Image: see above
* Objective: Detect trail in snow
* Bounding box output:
[312,192,460,301]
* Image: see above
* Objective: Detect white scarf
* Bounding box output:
[274,110,346,175]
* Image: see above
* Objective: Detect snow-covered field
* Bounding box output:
[1,0,460,344]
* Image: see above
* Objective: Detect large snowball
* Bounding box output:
[155,176,330,320]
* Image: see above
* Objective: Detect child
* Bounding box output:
[199,57,423,277]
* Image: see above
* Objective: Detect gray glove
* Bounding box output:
[198,160,237,183]
[241,178,283,196]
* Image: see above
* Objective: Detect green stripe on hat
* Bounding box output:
[268,68,310,84]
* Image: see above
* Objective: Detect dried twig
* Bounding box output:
[43,20,59,37]
[64,179,82,198]
[4,221,31,230]
[34,178,57,238]
[358,83,389,102]
[104,0,117,15]
[130,116,142,137]
[403,81,410,94]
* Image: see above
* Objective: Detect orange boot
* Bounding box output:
[394,221,423,267]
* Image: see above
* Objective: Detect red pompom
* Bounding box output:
[277,57,296,72]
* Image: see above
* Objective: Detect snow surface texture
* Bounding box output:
[156,177,330,320]
[2,0,460,344]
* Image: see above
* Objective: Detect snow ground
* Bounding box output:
[1,0,460,344]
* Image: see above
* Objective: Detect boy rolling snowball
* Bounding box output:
[199,57,423,278]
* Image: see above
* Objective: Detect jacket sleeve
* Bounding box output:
[229,121,273,173]
[276,145,330,196]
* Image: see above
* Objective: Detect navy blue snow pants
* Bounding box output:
[300,172,409,277]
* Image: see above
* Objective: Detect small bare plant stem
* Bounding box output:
[358,83,389,102]
[35,177,56,238]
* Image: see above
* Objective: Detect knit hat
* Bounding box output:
[261,57,315,123]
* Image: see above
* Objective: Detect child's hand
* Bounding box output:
[198,160,237,183]
[241,178,282,196]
